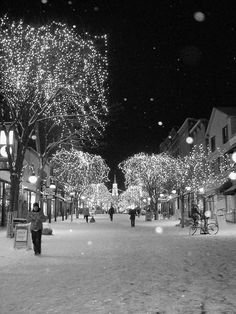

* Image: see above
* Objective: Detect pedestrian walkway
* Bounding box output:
[1,214,236,313]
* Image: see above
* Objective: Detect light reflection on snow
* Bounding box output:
[155,227,163,234]
[87,241,92,245]
[81,252,84,255]
[69,229,73,232]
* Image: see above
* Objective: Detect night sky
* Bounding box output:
[1,0,236,189]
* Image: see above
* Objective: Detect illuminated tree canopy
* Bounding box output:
[82,183,112,209]
[119,153,175,209]
[0,16,108,212]
[51,148,110,196]
[0,17,108,150]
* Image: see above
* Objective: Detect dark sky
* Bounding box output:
[1,0,236,189]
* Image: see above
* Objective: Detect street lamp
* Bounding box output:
[229,172,236,180]
[28,172,37,184]
[49,179,56,189]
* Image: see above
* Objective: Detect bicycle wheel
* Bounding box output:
[207,223,219,235]
[189,225,198,236]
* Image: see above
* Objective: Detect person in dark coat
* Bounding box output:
[129,208,137,227]
[108,205,115,221]
[191,203,201,225]
[26,202,47,255]
[83,207,90,223]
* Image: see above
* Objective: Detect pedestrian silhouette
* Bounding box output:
[26,202,47,255]
[83,207,90,223]
[108,205,115,221]
[129,208,137,227]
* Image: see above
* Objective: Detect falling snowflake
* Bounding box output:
[193,12,205,22]
[41,0,48,3]
[158,121,163,126]
[155,227,163,234]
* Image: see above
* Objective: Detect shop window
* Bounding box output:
[222,125,228,144]
[210,136,216,152]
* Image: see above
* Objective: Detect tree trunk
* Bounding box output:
[7,174,21,237]
[180,194,185,228]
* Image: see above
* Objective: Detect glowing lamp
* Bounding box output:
[186,137,194,144]
[50,181,56,189]
[199,187,205,194]
[29,173,37,184]
[229,172,236,180]
[232,152,236,163]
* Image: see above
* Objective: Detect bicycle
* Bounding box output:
[189,218,219,236]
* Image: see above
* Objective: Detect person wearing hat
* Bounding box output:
[27,202,47,255]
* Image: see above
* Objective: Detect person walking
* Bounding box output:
[191,203,201,225]
[129,208,137,227]
[26,202,47,255]
[83,207,90,223]
[108,205,115,221]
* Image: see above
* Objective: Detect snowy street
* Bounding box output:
[0,214,236,314]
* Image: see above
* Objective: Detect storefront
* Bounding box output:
[0,179,10,226]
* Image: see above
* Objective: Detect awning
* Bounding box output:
[224,184,236,195]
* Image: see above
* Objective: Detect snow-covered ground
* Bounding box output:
[0,214,236,314]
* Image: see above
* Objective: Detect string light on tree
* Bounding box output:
[158,121,163,126]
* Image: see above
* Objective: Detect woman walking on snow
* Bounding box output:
[129,208,137,227]
[27,202,47,255]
